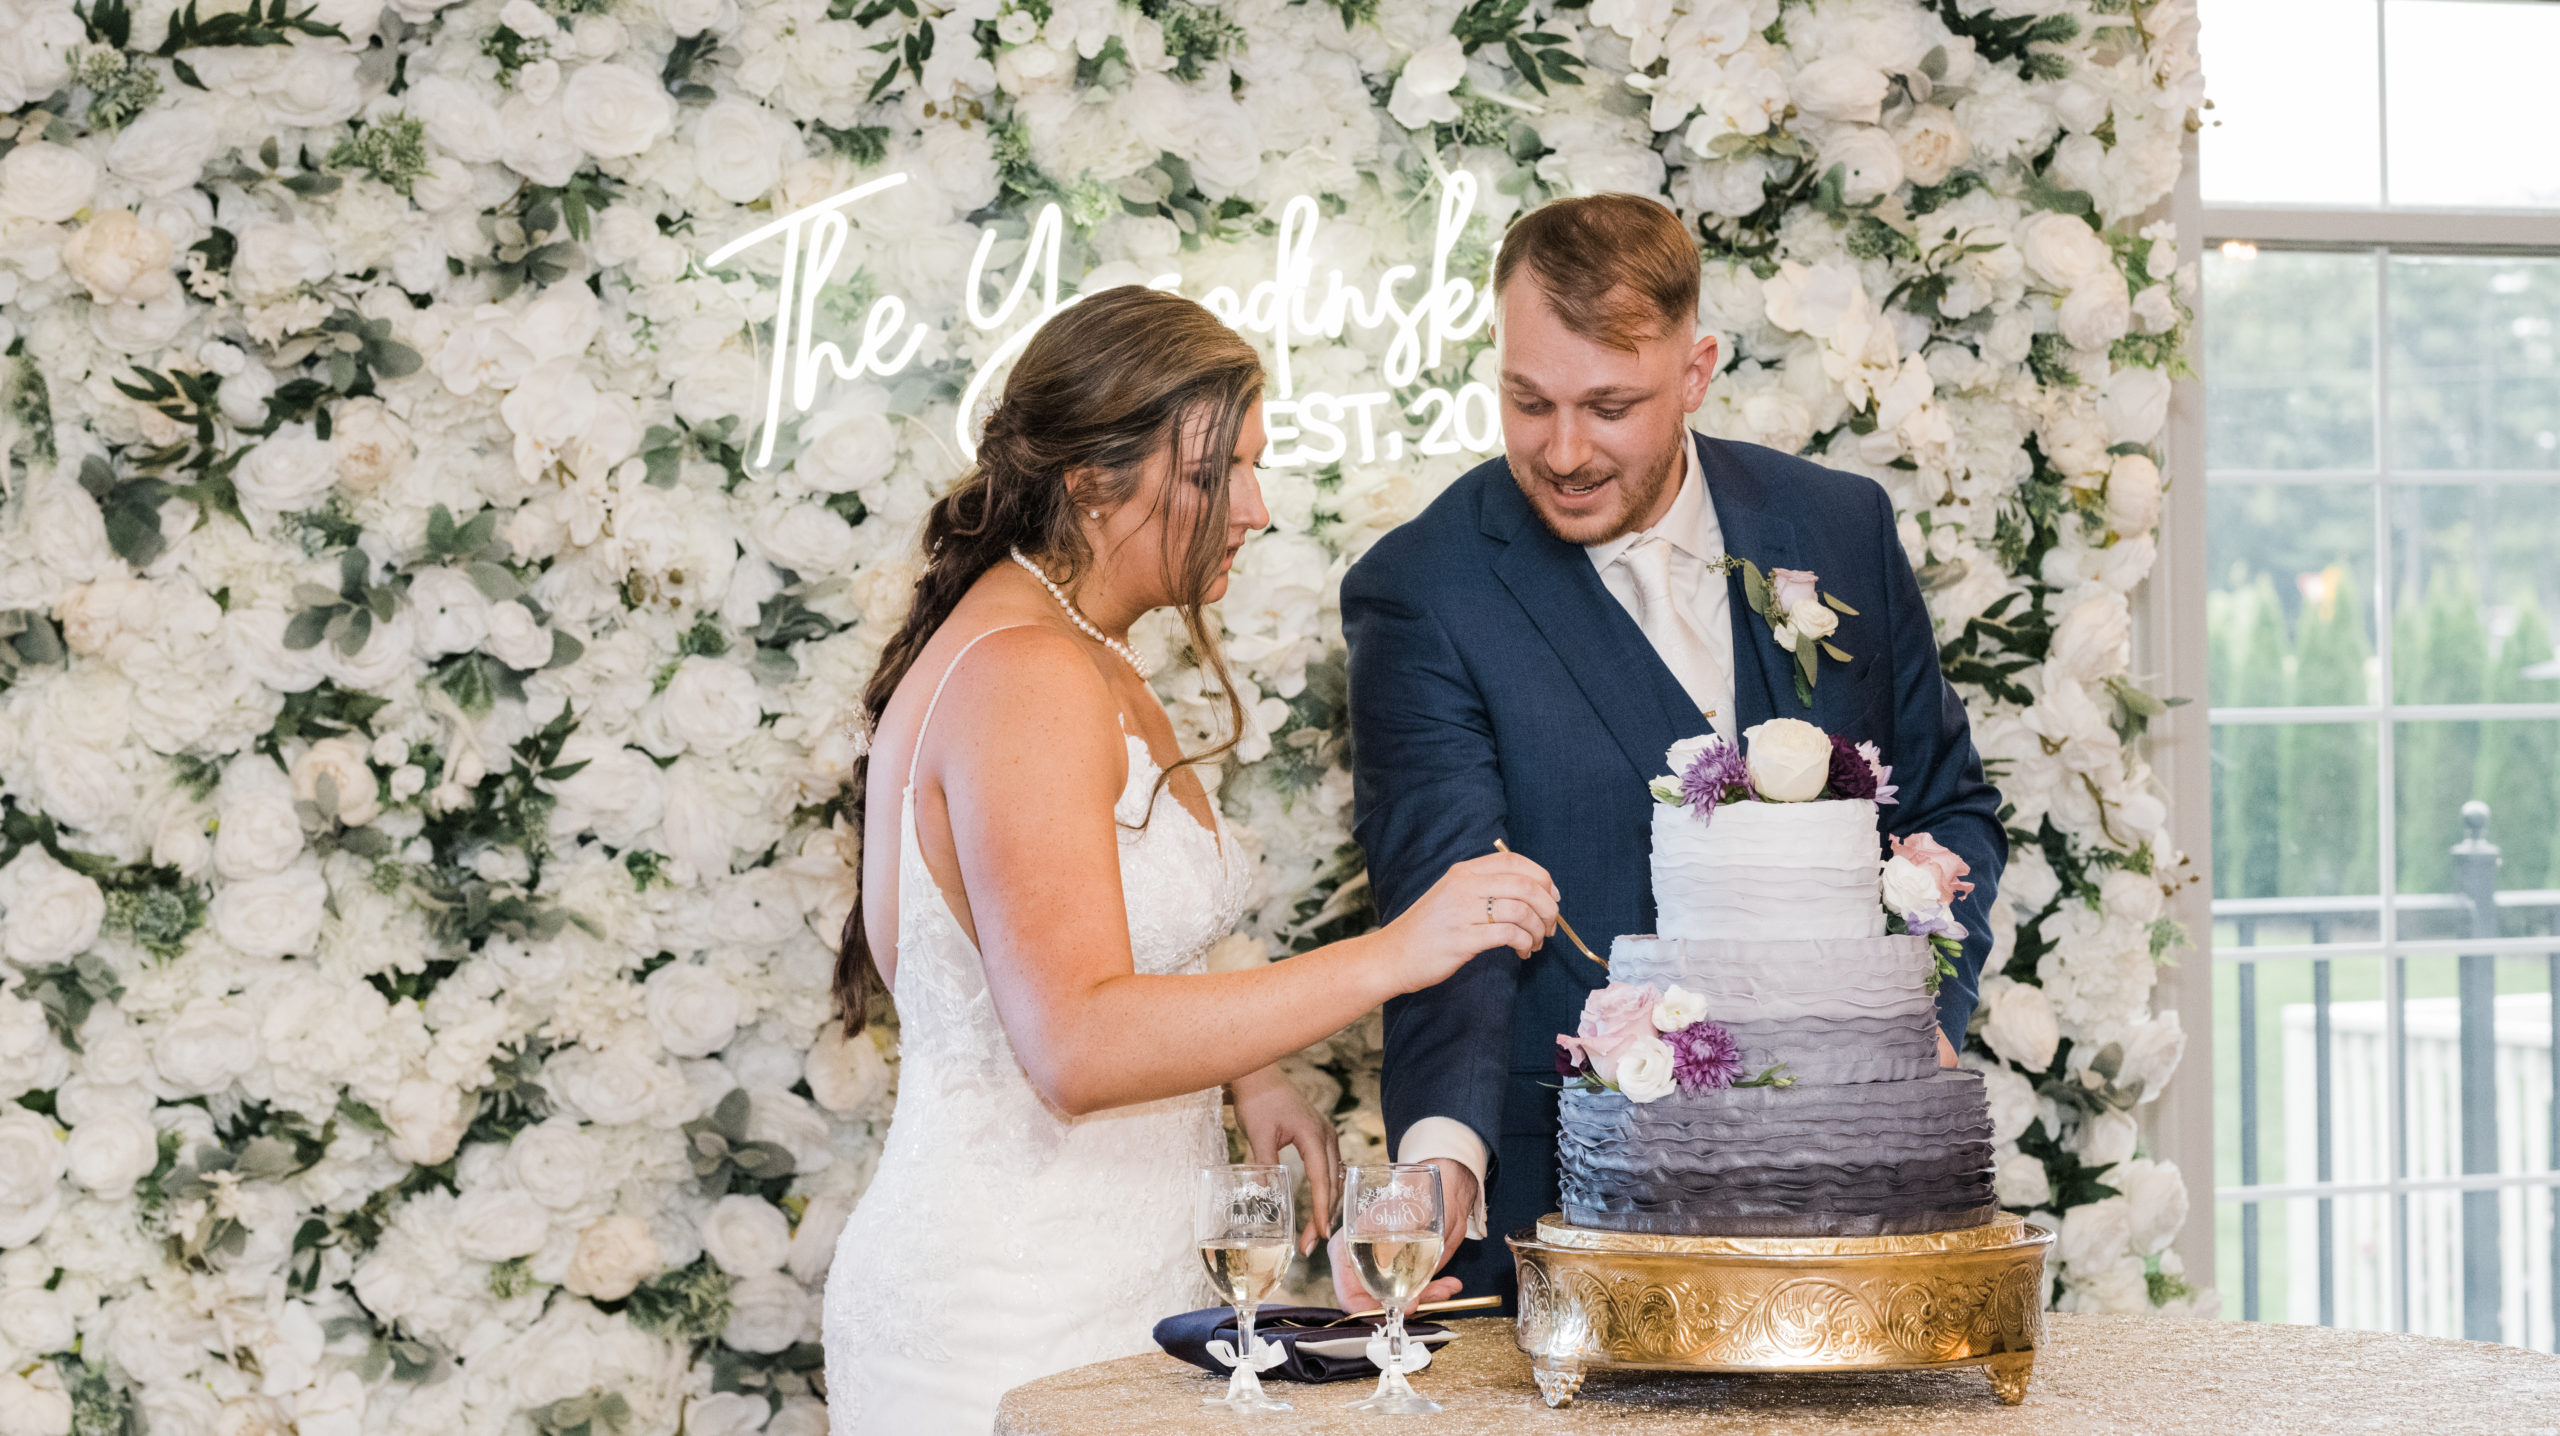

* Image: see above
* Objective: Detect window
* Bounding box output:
[2201,0,2560,1351]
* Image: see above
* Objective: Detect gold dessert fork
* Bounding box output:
[1493,839,1606,969]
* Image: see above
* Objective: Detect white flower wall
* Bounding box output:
[0,0,2203,1425]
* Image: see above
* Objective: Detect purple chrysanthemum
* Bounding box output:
[1825,735,1876,801]
[1669,1020,1746,1093]
[1679,741,1751,819]
[1858,740,1899,806]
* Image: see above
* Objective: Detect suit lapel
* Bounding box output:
[1482,472,1702,786]
[1699,434,1809,728]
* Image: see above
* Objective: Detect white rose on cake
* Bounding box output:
[1879,854,1943,917]
[1650,985,1709,1032]
[1613,1036,1679,1103]
[1742,718,1830,801]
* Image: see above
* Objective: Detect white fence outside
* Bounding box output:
[2284,994,2558,1348]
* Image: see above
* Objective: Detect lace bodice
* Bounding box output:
[823,629,1251,1435]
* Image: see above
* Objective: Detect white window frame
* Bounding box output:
[2186,103,2560,1336]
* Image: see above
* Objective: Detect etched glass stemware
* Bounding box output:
[1195,1163,1294,1414]
[1342,1163,1445,1415]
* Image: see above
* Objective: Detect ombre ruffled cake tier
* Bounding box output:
[1558,1070,1998,1237]
[1610,934,1944,1085]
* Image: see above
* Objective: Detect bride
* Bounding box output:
[820,285,1559,1434]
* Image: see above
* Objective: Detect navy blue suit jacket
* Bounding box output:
[1340,432,2006,1303]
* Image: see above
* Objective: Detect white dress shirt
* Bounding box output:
[1396,440,1738,1240]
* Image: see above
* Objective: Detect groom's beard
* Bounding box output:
[1511,435,1685,548]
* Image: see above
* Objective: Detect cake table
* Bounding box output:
[991,1312,2560,1435]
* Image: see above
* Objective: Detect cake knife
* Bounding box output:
[1493,839,1606,969]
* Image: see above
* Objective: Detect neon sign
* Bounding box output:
[703,171,1504,473]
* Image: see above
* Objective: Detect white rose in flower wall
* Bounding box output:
[565,1214,660,1301]
[0,1107,66,1247]
[1981,980,2062,1072]
[0,140,95,221]
[562,63,673,158]
[0,0,2200,1399]
[699,1195,791,1276]
[0,849,105,966]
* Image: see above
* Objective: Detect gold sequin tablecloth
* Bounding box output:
[992,1314,2560,1435]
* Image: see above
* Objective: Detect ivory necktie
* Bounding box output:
[1621,534,1734,742]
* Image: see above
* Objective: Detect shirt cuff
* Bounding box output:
[1395,1117,1491,1242]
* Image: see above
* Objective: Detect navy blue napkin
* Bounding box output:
[1152,1305,1457,1383]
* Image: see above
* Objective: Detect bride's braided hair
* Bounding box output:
[833,286,1265,1032]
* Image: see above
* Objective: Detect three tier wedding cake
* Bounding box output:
[1552,720,1998,1238]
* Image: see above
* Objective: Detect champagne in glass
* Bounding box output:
[1342,1163,1446,1415]
[1195,1164,1294,1414]
[1350,1229,1444,1310]
[1201,1236,1291,1309]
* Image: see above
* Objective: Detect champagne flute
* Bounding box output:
[1342,1163,1445,1415]
[1196,1164,1294,1414]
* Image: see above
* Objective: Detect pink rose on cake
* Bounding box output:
[1882,831,1972,987]
[1555,981,1660,1083]
[1558,981,1790,1101]
[1890,833,1975,903]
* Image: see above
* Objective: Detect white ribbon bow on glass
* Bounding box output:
[1364,1333,1431,1374]
[1206,1333,1288,1373]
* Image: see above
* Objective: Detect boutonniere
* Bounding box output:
[1704,558,1857,707]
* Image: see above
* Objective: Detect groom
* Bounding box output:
[1339,194,2006,1306]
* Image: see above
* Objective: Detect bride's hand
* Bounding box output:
[1228,1064,1340,1254]
[1379,852,1560,990]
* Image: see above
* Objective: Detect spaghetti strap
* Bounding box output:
[908,625,1039,788]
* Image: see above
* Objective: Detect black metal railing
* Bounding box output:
[2216,801,2560,1350]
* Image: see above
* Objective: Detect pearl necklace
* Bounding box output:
[1009,548,1154,678]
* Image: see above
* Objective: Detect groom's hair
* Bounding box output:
[1494,193,1699,352]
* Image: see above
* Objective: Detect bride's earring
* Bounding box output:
[1087,507,1102,519]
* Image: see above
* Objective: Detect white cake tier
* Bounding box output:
[1651,798,1884,941]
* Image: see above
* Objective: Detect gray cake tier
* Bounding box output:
[1558,1070,1997,1238]
[1608,935,1937,1024]
[1606,934,1943,1086]
[1719,1009,1942,1086]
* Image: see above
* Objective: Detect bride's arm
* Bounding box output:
[926,628,1558,1117]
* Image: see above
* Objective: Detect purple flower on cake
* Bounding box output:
[1824,735,1876,801]
[1668,1020,1745,1092]
[1856,740,1898,805]
[1650,736,1747,818]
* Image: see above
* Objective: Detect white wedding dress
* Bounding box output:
[823,627,1251,1434]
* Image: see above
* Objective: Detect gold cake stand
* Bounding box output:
[1509,1213,2054,1408]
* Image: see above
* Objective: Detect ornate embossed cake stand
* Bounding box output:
[1509,1214,2053,1408]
